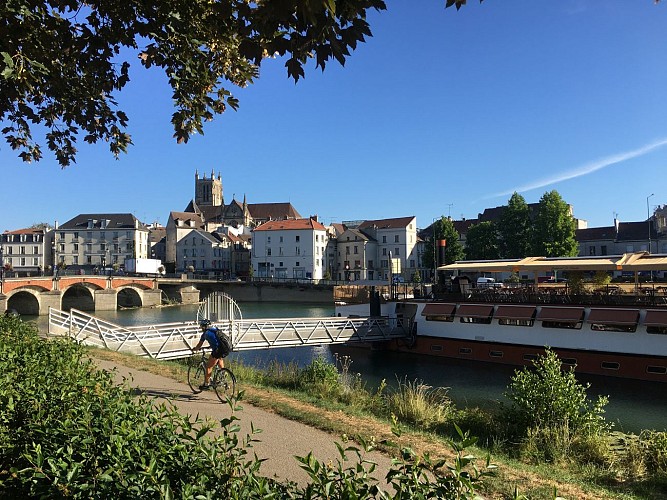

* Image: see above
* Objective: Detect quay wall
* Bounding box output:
[200,282,334,304]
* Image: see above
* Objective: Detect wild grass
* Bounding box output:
[385,377,454,430]
[86,345,667,499]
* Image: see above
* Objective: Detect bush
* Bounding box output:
[0,316,491,499]
[0,316,287,497]
[504,348,610,441]
[640,430,667,474]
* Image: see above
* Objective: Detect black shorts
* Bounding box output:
[211,347,229,359]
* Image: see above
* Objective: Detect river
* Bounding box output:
[32,302,667,434]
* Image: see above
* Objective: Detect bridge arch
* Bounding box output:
[62,284,95,311]
[116,286,143,308]
[6,289,41,315]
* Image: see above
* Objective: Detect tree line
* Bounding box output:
[424,190,578,268]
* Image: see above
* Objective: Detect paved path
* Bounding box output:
[94,359,395,488]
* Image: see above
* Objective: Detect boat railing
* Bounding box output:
[447,284,667,307]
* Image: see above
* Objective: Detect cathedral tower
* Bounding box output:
[194,169,223,207]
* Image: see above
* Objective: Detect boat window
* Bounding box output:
[538,307,584,330]
[523,354,538,361]
[425,314,455,323]
[644,310,667,334]
[588,309,638,333]
[422,303,456,323]
[430,344,443,352]
[591,323,637,333]
[541,320,583,330]
[459,347,472,355]
[601,361,620,370]
[495,305,536,327]
[561,358,577,366]
[489,350,503,358]
[456,304,493,324]
[647,366,667,375]
[499,318,535,327]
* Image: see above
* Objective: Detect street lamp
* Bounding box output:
[647,193,655,254]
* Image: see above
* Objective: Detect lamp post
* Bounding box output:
[647,193,655,254]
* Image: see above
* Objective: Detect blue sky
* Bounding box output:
[2,1,666,232]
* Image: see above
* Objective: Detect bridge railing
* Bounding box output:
[48,308,411,360]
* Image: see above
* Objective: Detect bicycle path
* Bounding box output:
[93,358,396,488]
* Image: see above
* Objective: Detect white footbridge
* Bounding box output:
[48,293,411,360]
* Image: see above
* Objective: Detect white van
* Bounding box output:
[476,277,501,289]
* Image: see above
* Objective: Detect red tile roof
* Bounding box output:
[253,218,327,231]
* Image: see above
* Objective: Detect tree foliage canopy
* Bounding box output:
[532,190,578,257]
[1,0,388,166]
[497,192,533,259]
[464,221,499,260]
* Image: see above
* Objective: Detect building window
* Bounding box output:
[267,248,272,256]
[33,257,38,266]
[410,259,415,268]
[395,235,399,243]
[296,235,300,242]
[354,246,358,254]
[86,244,92,253]
[20,257,26,266]
[601,245,607,255]
[394,247,400,256]
[100,232,105,240]
[382,236,387,243]
[589,246,596,256]
[382,248,387,256]
[33,246,38,254]
[368,260,373,269]
[20,246,25,254]
[346,247,350,255]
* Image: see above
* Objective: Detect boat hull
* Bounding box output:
[336,300,667,382]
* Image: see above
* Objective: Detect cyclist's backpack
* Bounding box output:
[211,328,233,358]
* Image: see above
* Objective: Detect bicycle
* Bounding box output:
[187,350,237,403]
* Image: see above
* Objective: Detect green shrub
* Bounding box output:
[0,316,491,499]
[640,430,667,474]
[503,348,610,441]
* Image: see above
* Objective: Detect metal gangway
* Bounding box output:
[48,293,411,360]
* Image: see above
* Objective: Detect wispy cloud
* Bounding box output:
[488,137,667,200]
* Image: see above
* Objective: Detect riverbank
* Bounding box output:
[88,347,654,499]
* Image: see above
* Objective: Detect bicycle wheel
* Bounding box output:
[187,359,206,394]
[212,367,236,402]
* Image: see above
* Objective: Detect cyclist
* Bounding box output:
[192,319,227,390]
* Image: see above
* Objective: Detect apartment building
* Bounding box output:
[56,214,149,271]
[1,228,51,277]
[251,218,328,279]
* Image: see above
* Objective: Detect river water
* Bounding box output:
[33,302,667,434]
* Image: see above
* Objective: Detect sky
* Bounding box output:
[2,0,667,232]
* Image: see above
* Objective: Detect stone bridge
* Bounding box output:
[0,276,200,316]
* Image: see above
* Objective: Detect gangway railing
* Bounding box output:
[48,307,411,361]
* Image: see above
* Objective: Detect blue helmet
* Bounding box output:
[199,319,211,329]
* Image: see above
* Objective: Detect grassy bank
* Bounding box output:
[88,347,667,499]
[0,316,494,498]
